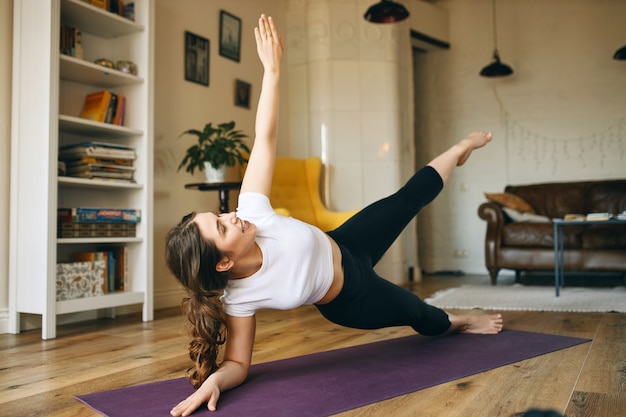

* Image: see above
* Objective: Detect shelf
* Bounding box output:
[10,0,153,339]
[60,55,144,87]
[60,0,144,38]
[56,291,145,315]
[59,176,143,190]
[59,115,143,137]
[58,237,142,245]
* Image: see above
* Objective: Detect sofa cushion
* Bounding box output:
[503,207,551,223]
[502,223,582,248]
[585,181,626,214]
[484,192,536,213]
[505,182,587,219]
[582,223,626,249]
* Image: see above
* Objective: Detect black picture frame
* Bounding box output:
[184,31,209,86]
[219,10,242,62]
[234,79,251,109]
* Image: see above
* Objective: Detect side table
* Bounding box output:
[553,218,626,296]
[185,182,242,213]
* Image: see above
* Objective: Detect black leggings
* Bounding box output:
[316,165,451,336]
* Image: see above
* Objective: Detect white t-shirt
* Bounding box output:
[221,192,334,317]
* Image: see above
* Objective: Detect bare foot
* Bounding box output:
[456,131,493,166]
[447,312,503,334]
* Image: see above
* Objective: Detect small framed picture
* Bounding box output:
[219,11,242,62]
[235,79,251,109]
[185,31,209,86]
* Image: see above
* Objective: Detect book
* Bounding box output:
[57,222,136,238]
[88,0,108,10]
[64,156,134,167]
[107,250,115,293]
[113,94,126,126]
[586,212,610,221]
[112,246,129,291]
[564,214,585,221]
[104,93,118,124]
[58,207,142,223]
[64,163,136,182]
[74,27,83,59]
[58,142,136,161]
[80,90,112,122]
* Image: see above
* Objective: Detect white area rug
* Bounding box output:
[425,284,626,313]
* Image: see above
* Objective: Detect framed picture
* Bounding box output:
[235,79,251,109]
[219,11,242,62]
[185,31,209,86]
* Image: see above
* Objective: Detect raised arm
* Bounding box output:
[240,15,284,197]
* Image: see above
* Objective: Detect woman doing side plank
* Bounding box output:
[165,14,503,417]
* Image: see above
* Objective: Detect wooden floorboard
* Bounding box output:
[1,274,624,417]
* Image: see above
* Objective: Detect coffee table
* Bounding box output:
[553,218,626,296]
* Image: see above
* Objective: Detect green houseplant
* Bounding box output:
[178,121,250,182]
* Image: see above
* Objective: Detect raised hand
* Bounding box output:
[254,14,283,73]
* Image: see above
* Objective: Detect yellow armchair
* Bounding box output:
[270,157,358,232]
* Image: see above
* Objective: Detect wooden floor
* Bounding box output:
[1,274,624,417]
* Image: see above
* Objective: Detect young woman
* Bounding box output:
[165,15,503,417]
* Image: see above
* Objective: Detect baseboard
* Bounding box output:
[154,286,186,310]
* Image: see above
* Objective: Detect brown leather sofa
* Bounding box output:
[478,179,626,285]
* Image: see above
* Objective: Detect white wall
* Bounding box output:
[152,0,289,308]
[414,0,626,274]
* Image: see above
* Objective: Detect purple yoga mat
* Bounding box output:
[76,329,588,417]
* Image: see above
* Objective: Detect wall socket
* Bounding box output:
[453,249,468,258]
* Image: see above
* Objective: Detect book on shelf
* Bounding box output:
[58,207,142,223]
[57,222,137,238]
[58,142,136,161]
[104,93,118,124]
[80,90,112,123]
[113,94,126,126]
[71,247,129,293]
[88,0,108,10]
[63,163,136,181]
[112,245,129,291]
[79,91,127,125]
[60,24,83,59]
[64,156,134,168]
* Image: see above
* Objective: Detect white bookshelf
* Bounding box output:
[9,0,154,339]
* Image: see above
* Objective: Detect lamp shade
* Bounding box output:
[480,50,514,77]
[614,45,626,60]
[364,0,409,24]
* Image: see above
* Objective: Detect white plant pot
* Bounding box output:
[203,162,226,183]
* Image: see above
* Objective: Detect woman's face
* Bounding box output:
[193,211,257,263]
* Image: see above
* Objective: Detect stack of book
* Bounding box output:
[68,246,129,294]
[58,141,136,182]
[80,90,126,126]
[57,207,141,238]
[60,24,83,59]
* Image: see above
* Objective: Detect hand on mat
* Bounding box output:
[170,382,220,416]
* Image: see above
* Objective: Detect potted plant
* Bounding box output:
[178,121,250,182]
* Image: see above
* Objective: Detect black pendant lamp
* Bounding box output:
[613,45,626,60]
[480,0,513,77]
[364,0,409,24]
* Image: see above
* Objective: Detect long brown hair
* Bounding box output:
[165,212,229,388]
